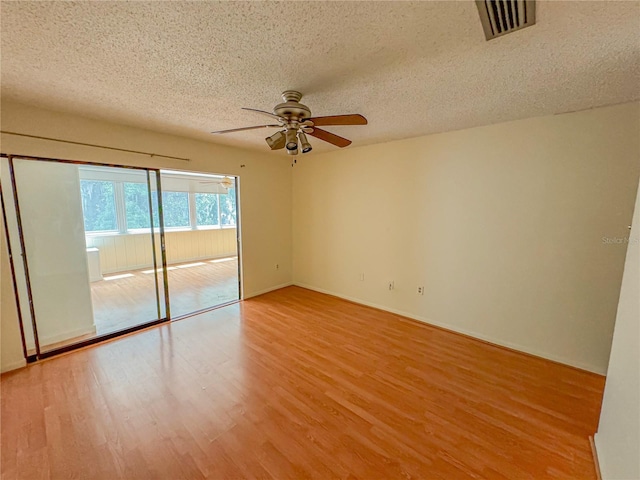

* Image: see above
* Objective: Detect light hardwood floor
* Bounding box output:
[1,286,604,479]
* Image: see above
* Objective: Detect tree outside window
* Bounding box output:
[162,192,190,228]
[80,180,117,232]
[196,193,219,226]
[220,188,237,226]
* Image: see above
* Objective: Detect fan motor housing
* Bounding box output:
[273,101,311,121]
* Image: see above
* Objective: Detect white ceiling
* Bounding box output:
[1,1,639,154]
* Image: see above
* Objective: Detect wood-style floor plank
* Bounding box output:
[1,286,604,479]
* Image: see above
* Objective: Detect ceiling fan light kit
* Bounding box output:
[298,132,312,154]
[211,91,367,155]
[265,130,286,150]
[285,128,299,153]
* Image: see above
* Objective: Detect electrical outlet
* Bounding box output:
[417,286,424,295]
[388,281,395,290]
[275,264,279,270]
[359,273,365,281]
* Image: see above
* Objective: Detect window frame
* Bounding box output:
[82,179,237,236]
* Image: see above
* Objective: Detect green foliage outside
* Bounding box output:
[81,181,236,233]
[220,188,237,226]
[124,182,156,229]
[196,193,219,226]
[161,191,190,228]
[80,180,117,231]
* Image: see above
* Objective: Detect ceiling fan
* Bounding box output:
[211,90,367,155]
[198,176,234,189]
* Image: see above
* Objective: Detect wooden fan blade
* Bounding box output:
[211,124,280,134]
[241,108,281,119]
[307,127,352,148]
[307,114,367,126]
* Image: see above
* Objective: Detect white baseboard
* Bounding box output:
[293,282,606,375]
[590,435,603,480]
[39,325,97,347]
[244,282,293,299]
[1,358,27,373]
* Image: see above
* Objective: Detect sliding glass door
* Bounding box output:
[6,157,167,355]
[1,156,242,359]
[79,166,167,338]
[159,170,240,318]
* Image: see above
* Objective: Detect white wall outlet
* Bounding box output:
[417,286,424,295]
[388,281,395,290]
[359,273,365,281]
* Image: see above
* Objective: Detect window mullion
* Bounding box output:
[114,181,127,234]
[217,193,222,228]
[189,192,197,229]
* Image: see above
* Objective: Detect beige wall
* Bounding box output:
[293,102,640,374]
[87,228,237,274]
[595,177,640,479]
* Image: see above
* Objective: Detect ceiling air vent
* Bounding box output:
[475,0,536,41]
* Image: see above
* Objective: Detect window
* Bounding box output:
[124,182,154,230]
[219,188,237,226]
[80,180,117,232]
[194,189,236,228]
[125,184,192,230]
[80,172,236,235]
[195,193,219,227]
[162,192,190,228]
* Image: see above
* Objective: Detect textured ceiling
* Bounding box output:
[1,1,639,154]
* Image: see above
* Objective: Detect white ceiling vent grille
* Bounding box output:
[476,0,536,41]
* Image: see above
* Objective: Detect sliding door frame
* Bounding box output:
[0,176,31,361]
[233,176,243,300]
[161,171,243,320]
[7,156,43,358]
[0,153,170,360]
[147,170,171,320]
